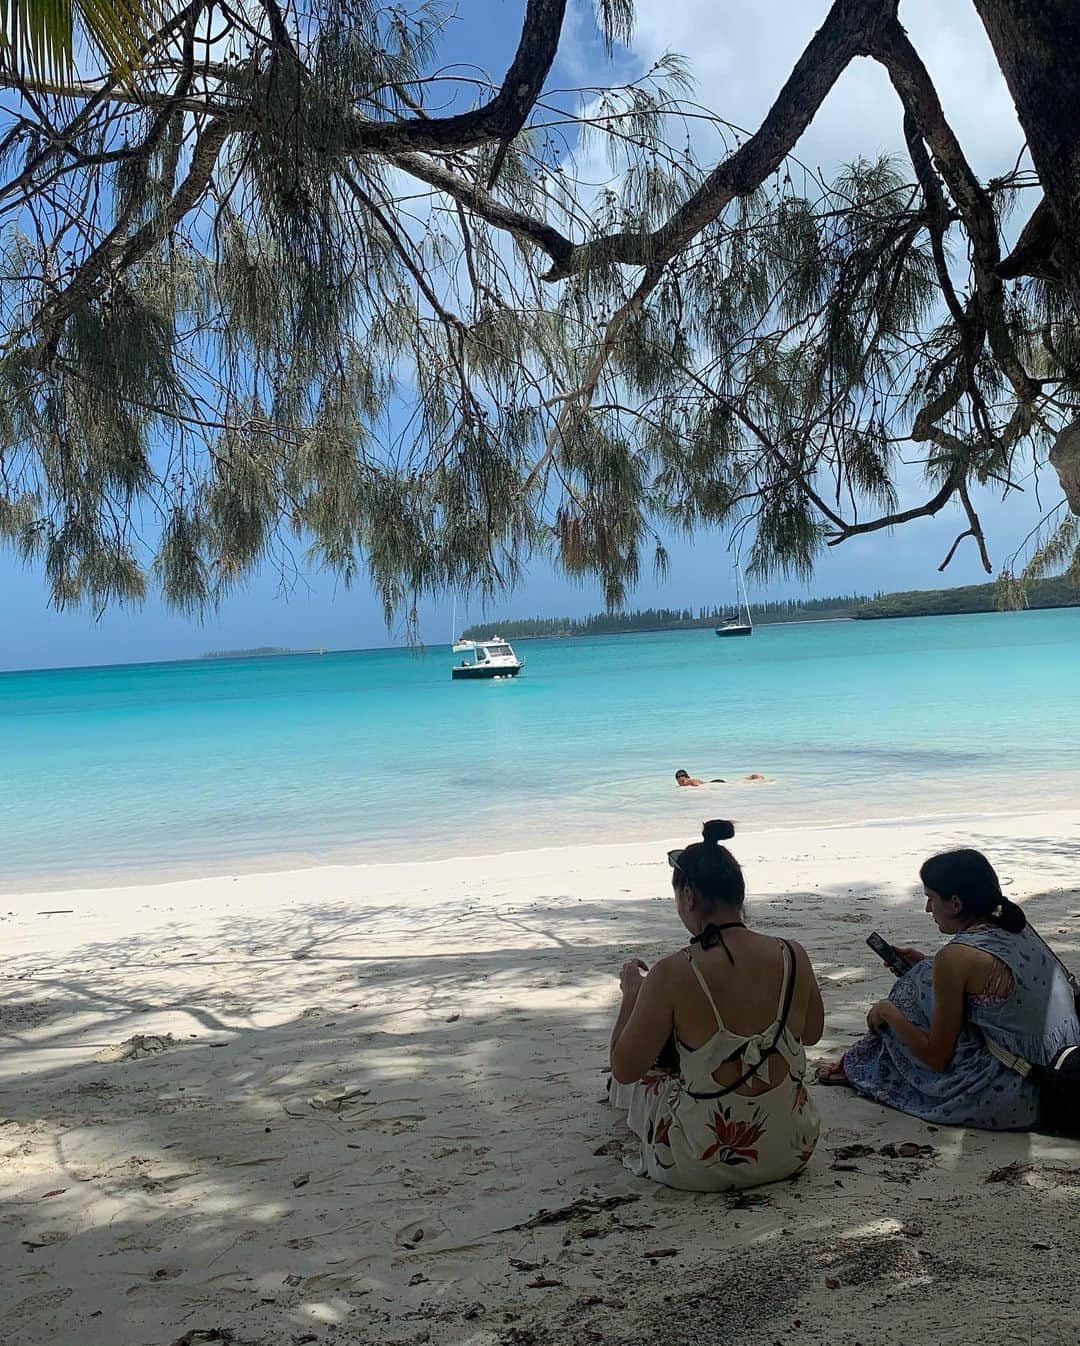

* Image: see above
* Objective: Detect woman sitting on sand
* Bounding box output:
[819,849,1080,1130]
[608,820,823,1192]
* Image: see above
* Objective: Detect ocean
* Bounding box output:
[2,609,1078,891]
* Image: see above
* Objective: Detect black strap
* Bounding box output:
[685,939,798,1101]
[689,921,745,965]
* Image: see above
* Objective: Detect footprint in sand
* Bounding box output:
[394,1215,450,1248]
[1,1287,72,1327]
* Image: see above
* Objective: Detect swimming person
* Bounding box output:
[820,849,1080,1129]
[607,820,823,1191]
[675,769,762,787]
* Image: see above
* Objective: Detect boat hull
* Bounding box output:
[451,664,523,679]
[714,626,752,638]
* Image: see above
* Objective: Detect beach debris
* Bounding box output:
[985,1162,1032,1185]
[284,1274,303,1288]
[643,1248,679,1260]
[880,1142,936,1160]
[463,1303,486,1319]
[731,1192,770,1209]
[36,910,74,915]
[96,1033,179,1062]
[22,1230,69,1251]
[509,1258,542,1272]
[409,1273,427,1286]
[591,1139,624,1157]
[831,1144,876,1161]
[825,1277,841,1290]
[446,1014,460,1023]
[526,1276,562,1289]
[514,1194,639,1230]
[292,1173,310,1189]
[169,1332,233,1346]
[41,1189,66,1199]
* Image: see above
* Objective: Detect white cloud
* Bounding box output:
[626,0,1023,180]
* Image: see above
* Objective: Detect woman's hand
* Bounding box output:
[894,946,927,969]
[867,1000,895,1034]
[619,959,648,997]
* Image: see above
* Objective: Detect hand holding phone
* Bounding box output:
[866,932,914,978]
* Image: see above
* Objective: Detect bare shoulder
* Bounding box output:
[933,941,985,976]
[650,950,690,981]
[935,940,978,964]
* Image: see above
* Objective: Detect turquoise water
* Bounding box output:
[2,609,1079,890]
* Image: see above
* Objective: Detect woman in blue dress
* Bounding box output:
[821,849,1079,1130]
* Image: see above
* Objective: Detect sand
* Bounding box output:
[2,809,1079,1346]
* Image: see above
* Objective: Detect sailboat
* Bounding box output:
[714,561,753,638]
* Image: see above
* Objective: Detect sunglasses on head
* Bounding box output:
[667,848,685,875]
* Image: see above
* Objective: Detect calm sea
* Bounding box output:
[2,609,1078,891]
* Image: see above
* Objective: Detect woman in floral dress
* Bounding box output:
[608,820,824,1192]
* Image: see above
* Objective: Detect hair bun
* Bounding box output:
[702,819,735,845]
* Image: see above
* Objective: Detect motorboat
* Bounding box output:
[451,637,524,680]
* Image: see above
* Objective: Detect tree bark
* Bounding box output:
[972,0,1080,312]
[971,1,1080,519]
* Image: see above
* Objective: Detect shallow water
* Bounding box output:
[3,609,1078,889]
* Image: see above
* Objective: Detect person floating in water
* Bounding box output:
[675,769,765,787]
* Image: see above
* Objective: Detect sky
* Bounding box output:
[0,1,1056,671]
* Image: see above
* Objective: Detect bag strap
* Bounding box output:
[982,1032,1034,1079]
[686,939,798,1101]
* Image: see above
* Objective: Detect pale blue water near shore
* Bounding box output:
[2,609,1079,891]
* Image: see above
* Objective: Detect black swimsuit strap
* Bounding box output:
[689,921,746,964]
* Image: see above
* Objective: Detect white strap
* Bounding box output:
[983,1034,1033,1079]
[687,956,725,1032]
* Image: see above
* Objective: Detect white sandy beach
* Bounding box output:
[2,810,1079,1346]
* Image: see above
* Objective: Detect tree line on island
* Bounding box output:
[462,576,1080,640]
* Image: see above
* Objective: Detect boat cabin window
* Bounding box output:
[488,645,513,658]
[474,646,488,661]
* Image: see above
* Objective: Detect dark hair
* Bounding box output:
[674,769,689,779]
[673,820,744,908]
[919,849,1026,934]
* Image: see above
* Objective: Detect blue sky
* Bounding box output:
[0,2,1055,671]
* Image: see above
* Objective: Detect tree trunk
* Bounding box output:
[973,0,1080,517]
[972,0,1080,312]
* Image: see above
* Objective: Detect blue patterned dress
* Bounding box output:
[843,924,1079,1130]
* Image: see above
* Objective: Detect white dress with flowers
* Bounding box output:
[609,942,820,1192]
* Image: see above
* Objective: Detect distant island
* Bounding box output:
[200,646,325,660]
[462,576,1079,640]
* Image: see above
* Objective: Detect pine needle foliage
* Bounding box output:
[0,0,1079,621]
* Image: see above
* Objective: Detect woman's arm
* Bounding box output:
[610,960,676,1084]
[792,941,825,1047]
[869,944,972,1072]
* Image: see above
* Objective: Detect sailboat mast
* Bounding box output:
[738,562,752,627]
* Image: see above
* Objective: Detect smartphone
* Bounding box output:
[866,932,911,977]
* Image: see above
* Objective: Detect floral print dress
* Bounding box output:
[609,941,820,1192]
[842,924,1080,1129]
